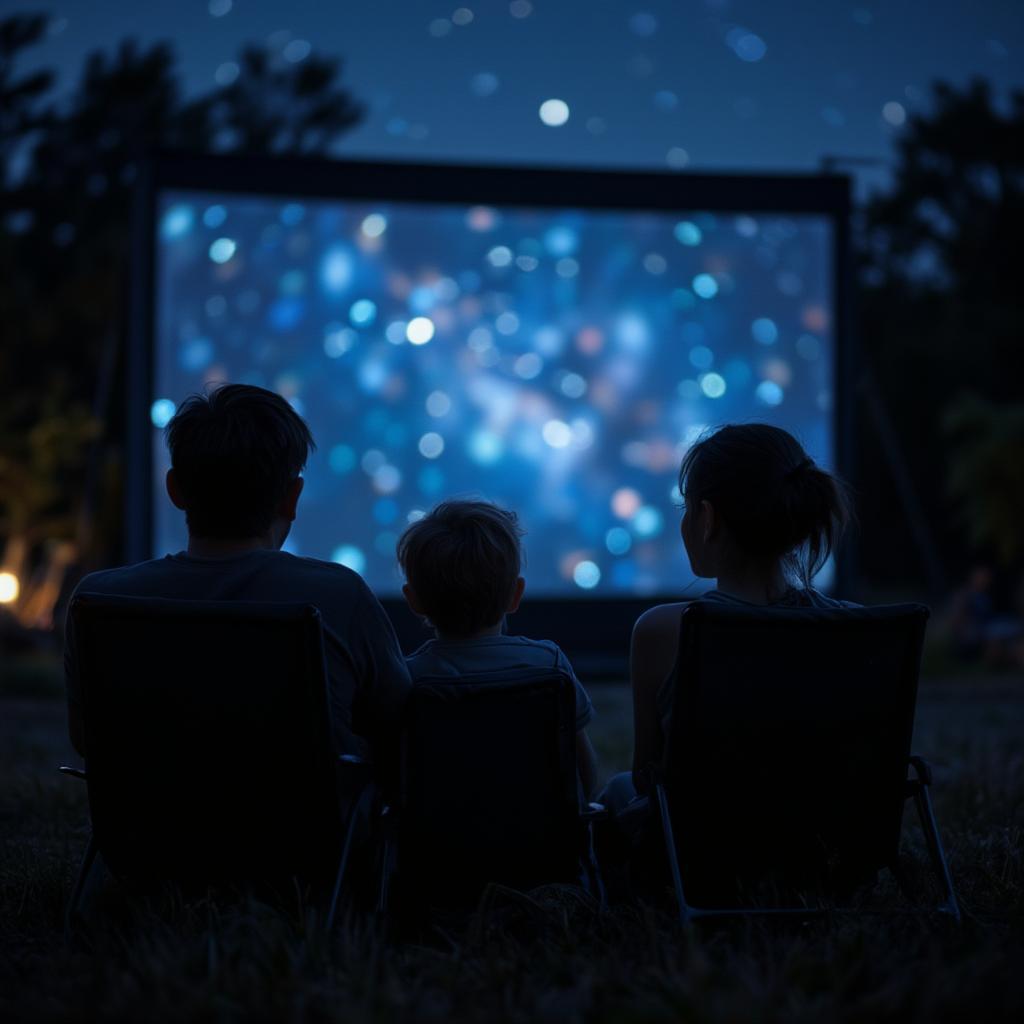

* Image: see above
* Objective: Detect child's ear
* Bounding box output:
[507,576,526,614]
[402,583,425,617]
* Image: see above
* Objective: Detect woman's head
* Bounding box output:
[678,424,850,589]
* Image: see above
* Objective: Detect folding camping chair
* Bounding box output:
[375,667,605,920]
[651,601,959,925]
[61,594,375,935]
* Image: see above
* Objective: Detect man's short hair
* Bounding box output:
[165,383,315,539]
[397,500,524,637]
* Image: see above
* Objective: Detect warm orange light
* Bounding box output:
[0,571,18,604]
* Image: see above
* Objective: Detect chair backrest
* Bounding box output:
[663,601,929,901]
[398,667,580,904]
[71,593,343,887]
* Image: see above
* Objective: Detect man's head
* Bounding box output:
[164,384,315,544]
[397,500,525,638]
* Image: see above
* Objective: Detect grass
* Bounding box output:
[1,662,1023,1022]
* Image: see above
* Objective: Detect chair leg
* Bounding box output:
[654,783,691,927]
[912,783,961,923]
[64,833,98,946]
[327,783,377,930]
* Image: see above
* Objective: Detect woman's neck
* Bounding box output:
[714,563,790,605]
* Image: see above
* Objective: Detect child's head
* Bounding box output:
[397,500,525,638]
[678,424,851,588]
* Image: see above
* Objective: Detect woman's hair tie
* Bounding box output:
[785,457,814,481]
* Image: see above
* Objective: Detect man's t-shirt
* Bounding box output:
[405,633,594,732]
[64,549,411,758]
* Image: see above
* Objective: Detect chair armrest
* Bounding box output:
[58,765,87,780]
[905,754,934,797]
[580,802,609,822]
[908,755,933,785]
[336,753,375,791]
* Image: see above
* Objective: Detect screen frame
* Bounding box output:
[129,151,853,672]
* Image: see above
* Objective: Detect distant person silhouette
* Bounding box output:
[396,499,599,799]
[948,564,1024,667]
[602,423,857,822]
[64,383,410,763]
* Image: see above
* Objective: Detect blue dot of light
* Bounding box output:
[756,380,784,406]
[150,398,176,429]
[331,544,366,575]
[671,288,695,309]
[208,237,236,263]
[418,465,445,495]
[321,246,353,293]
[202,204,227,228]
[629,11,657,36]
[373,498,399,526]
[181,337,214,371]
[700,372,727,398]
[752,318,779,345]
[728,29,767,62]
[654,89,678,111]
[328,444,356,474]
[409,285,437,313]
[349,299,377,326]
[689,345,714,370]
[161,204,193,240]
[573,560,601,589]
[605,527,632,556]
[633,506,663,538]
[674,221,703,246]
[544,225,578,257]
[471,71,499,97]
[468,430,503,465]
[280,203,305,226]
[692,274,718,298]
[268,296,305,332]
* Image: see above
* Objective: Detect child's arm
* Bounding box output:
[553,644,599,801]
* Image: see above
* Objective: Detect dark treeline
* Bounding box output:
[0,12,1021,613]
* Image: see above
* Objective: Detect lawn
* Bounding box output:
[1,658,1023,1022]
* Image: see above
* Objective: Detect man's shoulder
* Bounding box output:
[267,551,367,588]
[72,557,175,596]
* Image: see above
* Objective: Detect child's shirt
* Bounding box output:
[406,634,594,732]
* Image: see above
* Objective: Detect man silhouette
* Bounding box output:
[64,383,410,762]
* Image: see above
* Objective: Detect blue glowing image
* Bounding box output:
[154,192,834,596]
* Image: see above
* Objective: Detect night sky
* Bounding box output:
[10,0,1023,196]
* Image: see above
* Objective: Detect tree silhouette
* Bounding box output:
[0,14,363,625]
[856,79,1024,588]
[945,395,1024,569]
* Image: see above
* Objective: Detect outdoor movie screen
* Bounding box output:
[150,186,835,597]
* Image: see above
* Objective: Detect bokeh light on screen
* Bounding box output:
[153,191,834,596]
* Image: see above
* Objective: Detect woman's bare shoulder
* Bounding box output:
[632,602,692,642]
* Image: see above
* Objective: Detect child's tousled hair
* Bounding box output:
[396,499,524,637]
[678,424,851,588]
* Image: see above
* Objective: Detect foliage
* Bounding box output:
[944,395,1024,568]
[0,14,363,571]
[856,80,1024,587]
